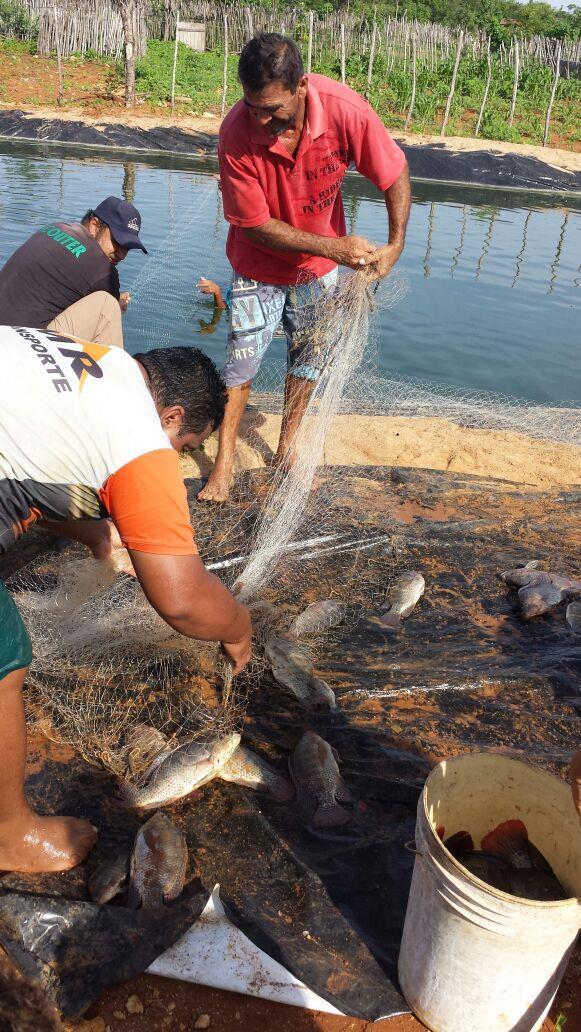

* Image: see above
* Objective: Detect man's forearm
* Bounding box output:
[129,551,251,646]
[385,163,411,247]
[243,219,335,258]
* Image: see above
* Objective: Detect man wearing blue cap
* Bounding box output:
[0,196,146,349]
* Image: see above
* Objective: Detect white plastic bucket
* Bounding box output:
[398,753,581,1032]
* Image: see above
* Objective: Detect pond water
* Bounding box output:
[0,142,579,405]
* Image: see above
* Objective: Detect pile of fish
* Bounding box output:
[117,724,294,809]
[118,719,356,820]
[500,561,581,624]
[89,811,188,908]
[443,819,568,901]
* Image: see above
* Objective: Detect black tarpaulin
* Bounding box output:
[0,466,578,1020]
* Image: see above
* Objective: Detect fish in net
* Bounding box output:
[11,268,581,778]
[13,270,406,778]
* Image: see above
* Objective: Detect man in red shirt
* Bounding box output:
[198,33,410,502]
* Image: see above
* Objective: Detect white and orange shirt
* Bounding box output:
[0,326,197,556]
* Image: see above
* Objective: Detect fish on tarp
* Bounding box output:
[566,601,581,633]
[379,571,425,631]
[119,732,241,809]
[218,744,295,802]
[517,583,567,619]
[285,600,347,640]
[265,636,337,710]
[501,567,581,592]
[289,731,352,828]
[122,723,169,778]
[128,812,188,909]
[89,854,128,905]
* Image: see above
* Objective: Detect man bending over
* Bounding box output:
[199,33,410,502]
[0,329,252,874]
[0,196,146,349]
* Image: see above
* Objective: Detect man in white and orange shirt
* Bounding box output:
[0,327,252,874]
[199,32,411,502]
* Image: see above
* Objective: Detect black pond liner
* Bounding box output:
[0,109,579,193]
[0,465,578,1020]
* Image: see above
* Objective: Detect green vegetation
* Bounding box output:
[0,0,38,40]
[136,40,581,146]
[257,0,579,41]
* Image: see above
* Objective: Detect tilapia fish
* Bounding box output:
[447,820,568,901]
[380,571,425,630]
[289,731,352,828]
[89,854,128,905]
[518,583,567,619]
[128,812,188,908]
[566,601,581,633]
[265,637,337,710]
[501,567,581,592]
[219,745,295,802]
[119,732,241,809]
[286,600,347,640]
[121,723,169,778]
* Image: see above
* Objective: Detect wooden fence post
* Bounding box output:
[52,3,64,106]
[366,21,377,99]
[307,10,314,73]
[475,40,492,137]
[170,12,179,114]
[404,34,416,130]
[245,6,253,41]
[340,22,346,84]
[440,29,464,137]
[221,12,229,118]
[543,40,561,147]
[508,38,520,127]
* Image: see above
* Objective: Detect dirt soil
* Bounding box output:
[182,411,581,492]
[1,50,579,168]
[68,950,581,1032]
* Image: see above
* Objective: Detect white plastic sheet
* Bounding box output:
[148,884,344,1014]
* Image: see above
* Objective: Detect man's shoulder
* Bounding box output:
[309,74,369,119]
[219,100,249,149]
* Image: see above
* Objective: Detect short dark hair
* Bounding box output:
[81,210,107,231]
[238,33,304,93]
[133,347,227,436]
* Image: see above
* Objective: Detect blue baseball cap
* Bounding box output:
[93,196,147,253]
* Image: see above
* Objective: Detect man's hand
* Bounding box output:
[222,623,252,675]
[87,519,135,576]
[119,291,131,312]
[328,235,378,270]
[366,241,404,280]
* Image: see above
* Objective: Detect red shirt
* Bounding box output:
[219,74,406,286]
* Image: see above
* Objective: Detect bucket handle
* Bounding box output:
[404,839,423,857]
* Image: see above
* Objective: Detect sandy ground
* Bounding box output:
[182,411,581,492]
[69,949,581,1032]
[4,102,580,173]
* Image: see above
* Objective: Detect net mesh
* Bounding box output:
[11,268,580,777]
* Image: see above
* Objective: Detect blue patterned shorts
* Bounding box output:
[222,267,339,388]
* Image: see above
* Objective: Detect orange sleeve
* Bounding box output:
[99,449,198,556]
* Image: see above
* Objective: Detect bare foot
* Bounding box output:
[0,811,97,873]
[197,468,231,503]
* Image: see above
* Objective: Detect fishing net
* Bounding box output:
[10,246,580,775]
[12,270,407,775]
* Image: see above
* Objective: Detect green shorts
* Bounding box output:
[0,581,32,680]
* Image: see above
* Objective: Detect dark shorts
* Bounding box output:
[0,581,32,680]
[222,267,339,388]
